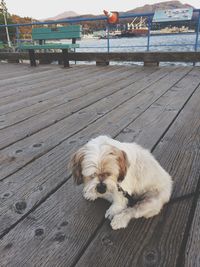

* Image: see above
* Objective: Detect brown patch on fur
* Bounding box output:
[117,150,129,182]
[69,149,85,185]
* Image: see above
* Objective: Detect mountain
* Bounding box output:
[127,1,193,14]
[41,11,79,21]
[40,1,194,22]
[36,1,196,32]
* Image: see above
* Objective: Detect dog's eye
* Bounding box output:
[90,173,97,179]
[104,172,111,177]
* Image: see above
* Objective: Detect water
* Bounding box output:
[78,33,198,53]
[61,33,199,66]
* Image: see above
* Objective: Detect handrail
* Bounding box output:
[0,9,199,53]
[0,9,200,28]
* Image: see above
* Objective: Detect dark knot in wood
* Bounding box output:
[14,201,27,214]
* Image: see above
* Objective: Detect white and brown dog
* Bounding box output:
[70,135,173,230]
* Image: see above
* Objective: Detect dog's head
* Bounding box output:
[69,143,129,199]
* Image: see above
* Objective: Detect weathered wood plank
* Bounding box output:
[0,66,144,128]
[0,65,73,88]
[0,67,194,241]
[0,66,183,178]
[72,81,200,267]
[0,66,199,267]
[75,200,193,267]
[0,183,193,267]
[1,77,200,265]
[0,63,53,80]
[1,51,200,62]
[117,67,200,148]
[0,66,115,105]
[0,65,109,93]
[0,67,183,237]
[0,66,125,114]
[0,67,154,138]
[67,52,200,62]
[185,196,200,267]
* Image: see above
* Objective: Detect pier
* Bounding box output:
[0,62,200,266]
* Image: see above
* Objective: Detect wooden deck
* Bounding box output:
[0,62,200,267]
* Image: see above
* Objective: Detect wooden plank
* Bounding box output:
[185,196,200,267]
[0,66,120,105]
[117,67,200,148]
[0,66,136,115]
[1,52,200,63]
[1,77,200,265]
[67,52,200,62]
[0,65,61,84]
[0,66,147,129]
[72,81,200,267]
[1,83,198,266]
[0,65,97,90]
[0,67,192,236]
[0,66,183,178]
[0,182,193,267]
[0,64,107,93]
[75,199,193,267]
[0,65,82,89]
[0,63,53,80]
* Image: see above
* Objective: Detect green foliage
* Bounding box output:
[0,13,16,44]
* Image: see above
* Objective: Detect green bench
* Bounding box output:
[20,25,82,67]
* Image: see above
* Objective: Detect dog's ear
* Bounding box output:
[117,150,129,182]
[69,148,85,185]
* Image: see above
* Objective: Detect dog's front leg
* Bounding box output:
[111,194,165,230]
[105,190,128,220]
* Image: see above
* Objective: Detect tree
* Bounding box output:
[0,7,16,44]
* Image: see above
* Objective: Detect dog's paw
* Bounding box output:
[83,191,97,201]
[105,205,125,220]
[110,214,130,230]
[105,207,115,220]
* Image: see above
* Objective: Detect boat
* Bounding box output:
[120,17,148,37]
[120,28,148,37]
[151,26,195,35]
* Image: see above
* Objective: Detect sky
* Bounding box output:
[5,0,200,20]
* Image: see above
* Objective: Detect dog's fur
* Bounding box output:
[70,135,173,230]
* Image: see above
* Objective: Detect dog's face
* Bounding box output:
[70,143,129,200]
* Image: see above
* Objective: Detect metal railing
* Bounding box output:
[0,9,200,52]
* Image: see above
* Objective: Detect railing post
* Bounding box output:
[16,26,20,50]
[194,10,200,52]
[147,15,151,51]
[106,24,110,53]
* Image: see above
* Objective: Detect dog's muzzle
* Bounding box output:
[96,183,107,194]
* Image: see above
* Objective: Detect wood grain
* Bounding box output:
[1,51,200,62]
[75,199,193,267]
[0,66,123,114]
[0,64,199,267]
[185,196,200,267]
[74,81,200,267]
[0,66,114,105]
[0,66,142,128]
[0,67,175,178]
[0,67,179,235]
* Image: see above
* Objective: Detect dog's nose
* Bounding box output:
[96,183,107,194]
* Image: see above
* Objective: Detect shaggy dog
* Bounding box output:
[70,135,173,230]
